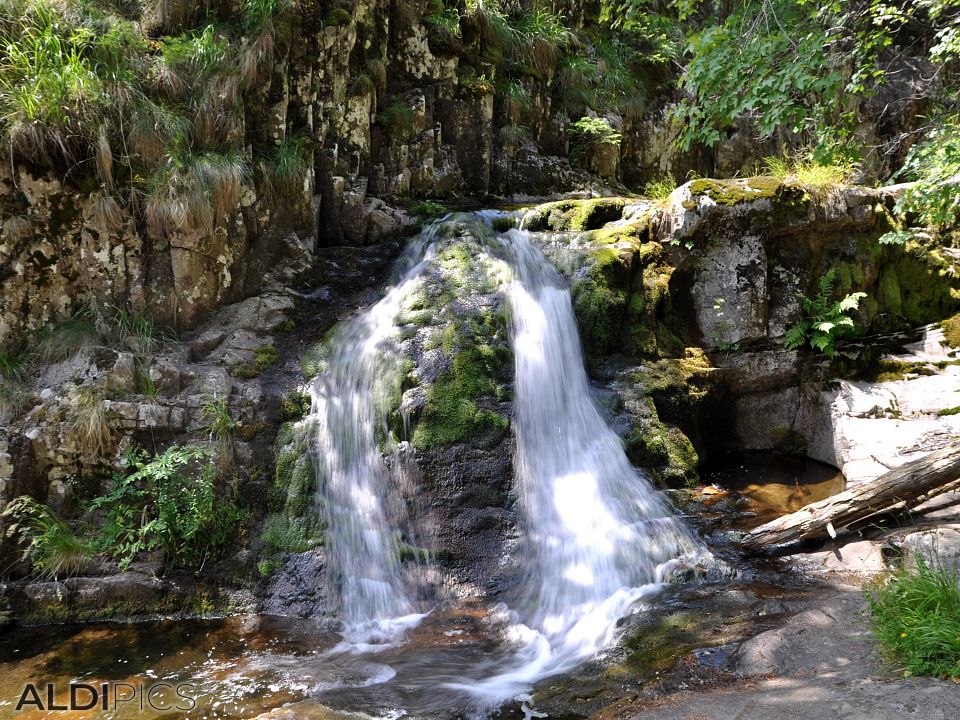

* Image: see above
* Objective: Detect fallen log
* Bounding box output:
[741,442,960,552]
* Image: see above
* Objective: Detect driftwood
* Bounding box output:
[741,442,960,552]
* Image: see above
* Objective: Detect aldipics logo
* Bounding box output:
[15,682,198,712]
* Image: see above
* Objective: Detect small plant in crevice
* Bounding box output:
[261,136,310,202]
[784,269,867,356]
[643,176,675,200]
[498,78,531,124]
[409,200,448,222]
[867,555,960,679]
[709,298,740,354]
[425,0,462,53]
[230,343,279,379]
[377,101,417,142]
[33,317,101,364]
[2,496,94,579]
[458,70,495,96]
[198,392,238,450]
[762,154,853,188]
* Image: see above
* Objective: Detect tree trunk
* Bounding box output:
[741,443,960,552]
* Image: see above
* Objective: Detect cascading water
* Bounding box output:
[446,224,708,711]
[305,213,709,711]
[308,229,441,646]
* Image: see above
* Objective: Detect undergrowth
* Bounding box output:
[867,556,960,679]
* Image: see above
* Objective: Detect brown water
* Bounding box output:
[0,603,538,720]
[699,452,845,530]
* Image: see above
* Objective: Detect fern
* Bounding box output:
[784,269,867,356]
[90,445,240,570]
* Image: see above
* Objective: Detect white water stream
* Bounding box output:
[308,229,440,645]
[308,214,708,710]
[450,226,705,711]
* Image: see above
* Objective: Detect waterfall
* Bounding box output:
[307,214,707,701]
[447,225,707,709]
[308,228,442,645]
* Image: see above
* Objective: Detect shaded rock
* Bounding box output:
[260,549,328,618]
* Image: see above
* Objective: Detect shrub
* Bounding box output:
[568,116,622,146]
[90,445,240,570]
[2,496,93,578]
[867,556,960,679]
[784,269,866,356]
[879,116,960,245]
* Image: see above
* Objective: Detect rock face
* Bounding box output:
[0,0,939,350]
[3,178,959,625]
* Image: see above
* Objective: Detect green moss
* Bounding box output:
[279,390,311,421]
[230,362,259,379]
[941,313,960,348]
[261,513,322,553]
[14,584,237,623]
[238,420,266,441]
[879,267,903,317]
[263,432,324,554]
[325,7,352,25]
[686,176,784,206]
[230,344,279,379]
[301,342,327,378]
[526,197,627,232]
[937,406,960,416]
[617,611,703,675]
[887,242,960,325]
[770,427,808,455]
[254,344,278,368]
[412,343,509,448]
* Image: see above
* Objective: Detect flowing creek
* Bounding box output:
[0,215,845,719]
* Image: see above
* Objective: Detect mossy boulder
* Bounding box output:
[523,197,628,232]
[413,337,510,449]
[686,176,786,207]
[620,349,721,487]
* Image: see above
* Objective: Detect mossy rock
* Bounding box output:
[626,418,699,488]
[412,341,510,449]
[942,313,960,348]
[525,198,628,232]
[686,177,785,207]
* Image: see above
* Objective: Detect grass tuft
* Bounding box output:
[70,386,114,457]
[867,556,960,679]
[1,495,93,579]
[763,154,852,186]
[34,317,101,363]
